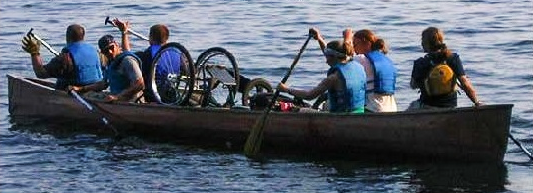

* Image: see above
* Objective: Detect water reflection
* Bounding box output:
[317,160,507,193]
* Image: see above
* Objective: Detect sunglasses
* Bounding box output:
[103,41,117,52]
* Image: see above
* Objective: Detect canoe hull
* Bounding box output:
[7,74,513,162]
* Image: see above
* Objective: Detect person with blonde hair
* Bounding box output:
[409,27,481,109]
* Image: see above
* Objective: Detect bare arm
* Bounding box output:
[113,18,131,51]
[279,72,336,100]
[310,27,326,52]
[457,75,481,106]
[30,54,51,78]
[343,28,355,56]
[22,35,51,78]
[70,80,108,93]
[116,78,144,101]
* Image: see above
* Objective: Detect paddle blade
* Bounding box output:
[243,111,269,157]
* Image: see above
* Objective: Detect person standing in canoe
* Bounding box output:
[311,28,398,112]
[111,19,185,103]
[277,39,366,113]
[408,27,481,109]
[21,24,106,92]
[97,34,144,102]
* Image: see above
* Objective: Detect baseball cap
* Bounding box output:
[98,35,116,51]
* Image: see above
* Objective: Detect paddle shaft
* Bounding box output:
[105,16,149,41]
[27,28,59,56]
[509,133,533,160]
[70,90,119,137]
[244,35,312,157]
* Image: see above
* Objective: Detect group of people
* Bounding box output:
[21,22,481,113]
[21,19,176,103]
[277,27,481,113]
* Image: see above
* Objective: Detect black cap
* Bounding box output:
[98,35,115,50]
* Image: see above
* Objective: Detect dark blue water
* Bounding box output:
[1,0,532,192]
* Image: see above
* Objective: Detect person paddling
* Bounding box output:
[277,39,366,113]
[408,27,481,109]
[312,27,398,112]
[21,24,105,92]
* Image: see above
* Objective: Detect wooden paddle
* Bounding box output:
[104,16,149,41]
[26,29,120,137]
[244,34,313,157]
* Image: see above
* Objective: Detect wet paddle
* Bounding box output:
[104,16,149,41]
[244,34,313,157]
[26,28,120,138]
[509,133,533,160]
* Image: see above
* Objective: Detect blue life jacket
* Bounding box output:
[106,51,141,95]
[327,60,366,113]
[57,42,103,87]
[365,51,396,94]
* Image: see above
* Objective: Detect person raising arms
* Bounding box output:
[112,19,184,103]
[97,34,144,102]
[310,28,397,112]
[409,27,481,109]
[278,39,366,113]
[21,24,105,92]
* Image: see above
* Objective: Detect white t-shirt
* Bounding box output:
[354,54,397,112]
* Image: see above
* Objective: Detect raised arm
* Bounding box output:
[22,36,50,78]
[113,18,131,51]
[310,27,327,52]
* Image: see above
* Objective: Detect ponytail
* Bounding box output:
[371,38,388,54]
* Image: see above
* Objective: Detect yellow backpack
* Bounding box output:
[424,60,457,96]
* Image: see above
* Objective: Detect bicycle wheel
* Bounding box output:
[194,47,239,107]
[241,78,273,106]
[150,42,195,105]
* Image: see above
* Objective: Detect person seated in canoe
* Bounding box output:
[97,34,145,102]
[21,24,106,92]
[277,39,367,113]
[311,27,398,113]
[408,27,481,109]
[111,19,186,103]
[349,29,398,112]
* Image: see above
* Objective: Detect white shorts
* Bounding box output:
[365,93,398,112]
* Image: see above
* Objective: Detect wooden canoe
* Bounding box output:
[7,74,513,163]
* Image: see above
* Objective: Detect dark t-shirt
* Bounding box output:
[411,53,465,107]
[43,50,76,89]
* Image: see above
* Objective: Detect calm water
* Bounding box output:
[1,0,532,192]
